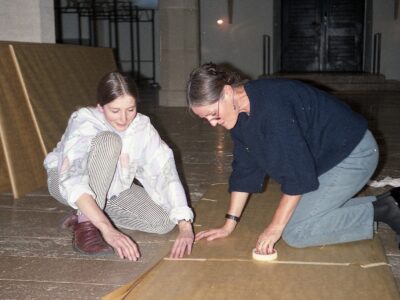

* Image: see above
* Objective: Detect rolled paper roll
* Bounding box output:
[252,248,278,261]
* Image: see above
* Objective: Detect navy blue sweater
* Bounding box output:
[229,79,368,195]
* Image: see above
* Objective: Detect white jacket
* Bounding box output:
[44,107,193,224]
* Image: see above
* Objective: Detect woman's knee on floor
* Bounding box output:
[132,216,175,235]
[105,203,175,234]
[154,220,175,234]
[144,212,175,234]
[282,227,309,248]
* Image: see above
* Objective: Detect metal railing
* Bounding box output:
[372,32,382,75]
[262,34,271,76]
[54,0,157,84]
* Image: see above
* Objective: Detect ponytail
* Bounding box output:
[186,62,247,107]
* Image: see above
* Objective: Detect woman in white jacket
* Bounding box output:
[44,72,194,260]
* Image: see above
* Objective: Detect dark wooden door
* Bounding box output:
[281,0,365,72]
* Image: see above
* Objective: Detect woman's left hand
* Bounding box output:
[256,224,285,255]
[170,220,194,258]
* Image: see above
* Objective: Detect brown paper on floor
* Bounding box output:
[103,182,399,300]
[0,44,46,198]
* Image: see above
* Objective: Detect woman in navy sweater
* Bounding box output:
[187,62,400,254]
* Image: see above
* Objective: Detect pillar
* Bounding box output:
[159,0,199,106]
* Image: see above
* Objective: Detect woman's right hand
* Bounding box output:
[75,194,141,261]
[100,225,140,261]
[196,192,248,242]
[195,221,236,242]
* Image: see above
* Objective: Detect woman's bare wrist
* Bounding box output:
[95,220,114,233]
[224,219,237,233]
[178,220,192,231]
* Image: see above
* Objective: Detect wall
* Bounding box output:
[0,0,55,43]
[200,0,274,79]
[200,0,400,80]
[372,0,400,80]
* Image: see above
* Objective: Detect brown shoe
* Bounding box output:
[60,211,78,230]
[73,221,114,255]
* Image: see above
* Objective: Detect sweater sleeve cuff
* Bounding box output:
[169,206,194,224]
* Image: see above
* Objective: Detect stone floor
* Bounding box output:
[0,86,399,299]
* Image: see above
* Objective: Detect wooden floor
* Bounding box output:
[0,87,399,299]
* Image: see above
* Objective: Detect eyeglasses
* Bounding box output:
[206,96,221,122]
[217,97,221,118]
[201,91,229,124]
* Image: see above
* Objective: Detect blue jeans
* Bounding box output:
[282,130,379,248]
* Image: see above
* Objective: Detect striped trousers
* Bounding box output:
[47,131,175,234]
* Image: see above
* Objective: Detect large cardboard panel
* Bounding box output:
[104,182,399,300]
[0,44,46,198]
[0,139,11,193]
[11,43,117,152]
